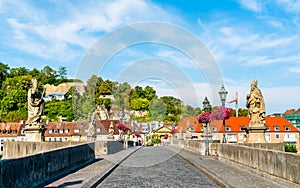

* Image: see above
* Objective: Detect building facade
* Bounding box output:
[175,116,300,151]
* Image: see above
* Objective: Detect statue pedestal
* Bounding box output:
[87,136,95,142]
[245,124,267,143]
[24,125,44,142]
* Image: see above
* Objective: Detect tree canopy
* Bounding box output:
[0,62,245,122]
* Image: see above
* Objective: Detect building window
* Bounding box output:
[59,138,62,142]
[60,129,64,134]
[49,138,51,142]
[65,129,69,133]
[285,126,290,131]
[49,129,53,134]
[96,128,101,133]
[54,129,58,134]
[12,130,17,134]
[275,134,279,139]
[65,138,68,141]
[54,138,57,142]
[274,126,280,131]
[239,133,244,139]
[266,126,270,131]
[74,129,80,133]
[212,126,217,131]
[225,127,231,131]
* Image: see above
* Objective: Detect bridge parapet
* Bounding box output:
[0,143,95,188]
[216,143,300,184]
[173,140,299,185]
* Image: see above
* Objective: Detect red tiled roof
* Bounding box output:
[175,117,201,133]
[176,116,300,133]
[295,108,300,114]
[0,122,23,137]
[284,109,295,114]
[44,120,122,137]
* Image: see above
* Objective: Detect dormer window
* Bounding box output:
[225,127,231,131]
[274,126,280,131]
[285,126,290,131]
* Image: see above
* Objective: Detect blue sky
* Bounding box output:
[1,0,300,114]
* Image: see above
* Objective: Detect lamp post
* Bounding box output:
[219,85,228,143]
[203,96,210,112]
[203,97,210,155]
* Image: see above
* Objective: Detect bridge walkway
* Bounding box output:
[44,146,299,188]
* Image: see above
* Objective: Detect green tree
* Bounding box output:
[39,66,57,85]
[0,62,10,87]
[0,75,32,121]
[98,79,113,95]
[134,86,145,98]
[86,74,98,95]
[144,86,157,101]
[113,82,131,111]
[8,67,29,77]
[182,104,197,117]
[28,68,40,78]
[238,108,249,117]
[58,66,67,80]
[149,99,166,121]
[131,98,150,111]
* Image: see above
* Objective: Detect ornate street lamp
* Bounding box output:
[202,96,210,112]
[202,97,211,155]
[219,85,228,143]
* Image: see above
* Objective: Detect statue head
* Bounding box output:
[251,80,258,90]
[32,79,38,91]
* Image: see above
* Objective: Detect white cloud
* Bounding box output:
[242,55,300,66]
[276,0,300,13]
[288,66,300,73]
[237,0,262,12]
[1,0,177,63]
[247,35,297,49]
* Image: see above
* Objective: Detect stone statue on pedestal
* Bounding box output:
[26,79,44,128]
[25,79,45,141]
[185,120,192,140]
[107,121,114,140]
[246,80,266,125]
[245,80,267,143]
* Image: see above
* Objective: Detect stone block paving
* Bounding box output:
[98,146,219,188]
[44,145,300,188]
[169,146,299,188]
[44,146,140,188]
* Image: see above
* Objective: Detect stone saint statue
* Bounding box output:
[107,121,114,140]
[246,80,266,124]
[26,79,44,128]
[185,120,192,139]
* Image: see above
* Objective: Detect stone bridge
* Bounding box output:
[1,141,299,187]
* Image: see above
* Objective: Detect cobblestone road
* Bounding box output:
[98,146,220,188]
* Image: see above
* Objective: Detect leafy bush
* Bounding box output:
[284,142,297,153]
